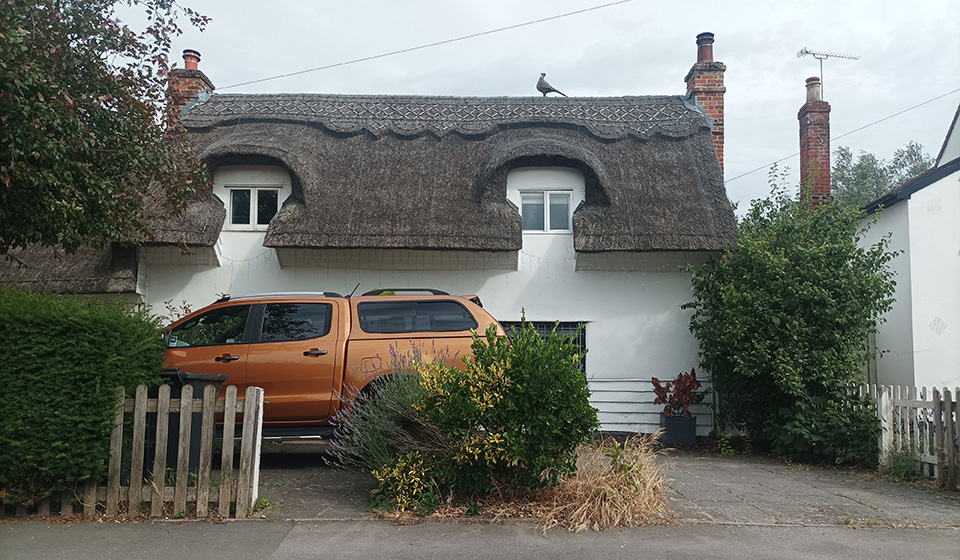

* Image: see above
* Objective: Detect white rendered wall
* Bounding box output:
[905,174,960,389]
[862,171,960,390]
[860,202,915,386]
[141,167,710,434]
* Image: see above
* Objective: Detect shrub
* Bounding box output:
[333,319,599,509]
[684,179,895,466]
[0,288,164,505]
[416,321,599,494]
[329,369,440,473]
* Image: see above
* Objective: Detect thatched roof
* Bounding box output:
[181,93,736,252]
[0,244,137,293]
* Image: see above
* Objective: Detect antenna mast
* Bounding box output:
[797,47,860,97]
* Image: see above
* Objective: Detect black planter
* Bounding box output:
[660,414,697,447]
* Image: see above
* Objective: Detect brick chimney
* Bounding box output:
[685,32,726,172]
[798,76,831,205]
[168,49,215,115]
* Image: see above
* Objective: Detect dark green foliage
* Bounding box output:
[0,288,164,505]
[684,179,895,466]
[832,142,934,208]
[0,1,208,254]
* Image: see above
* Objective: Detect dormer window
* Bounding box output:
[521,191,572,232]
[230,187,280,227]
[213,166,292,231]
[507,167,585,235]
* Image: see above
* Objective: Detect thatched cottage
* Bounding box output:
[2,33,736,434]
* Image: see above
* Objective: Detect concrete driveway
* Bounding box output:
[253,442,960,528]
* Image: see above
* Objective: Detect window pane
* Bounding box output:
[357,301,478,333]
[231,189,251,225]
[417,301,478,332]
[257,190,279,225]
[168,305,250,347]
[521,193,545,231]
[549,193,570,231]
[261,303,331,342]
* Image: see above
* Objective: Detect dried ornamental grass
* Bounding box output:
[539,435,672,533]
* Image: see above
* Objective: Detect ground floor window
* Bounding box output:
[500,320,586,371]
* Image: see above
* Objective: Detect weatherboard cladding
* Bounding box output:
[169,92,735,253]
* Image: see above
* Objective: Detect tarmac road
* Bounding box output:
[2,518,958,559]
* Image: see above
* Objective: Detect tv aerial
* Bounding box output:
[797,47,860,97]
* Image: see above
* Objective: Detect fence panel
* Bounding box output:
[868,384,959,490]
[5,384,264,519]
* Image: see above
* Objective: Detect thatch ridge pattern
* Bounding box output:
[183,94,708,141]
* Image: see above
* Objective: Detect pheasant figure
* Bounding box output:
[536,73,567,97]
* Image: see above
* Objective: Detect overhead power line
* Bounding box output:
[725,87,960,185]
[219,0,634,90]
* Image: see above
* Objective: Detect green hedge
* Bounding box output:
[0,287,163,505]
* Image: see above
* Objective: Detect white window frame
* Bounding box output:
[520,190,573,233]
[227,186,282,230]
[506,167,585,237]
[212,166,293,232]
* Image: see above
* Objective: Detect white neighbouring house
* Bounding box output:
[859,103,960,390]
[1,35,736,435]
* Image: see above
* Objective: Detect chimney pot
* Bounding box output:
[805,76,822,103]
[696,32,715,62]
[182,49,201,71]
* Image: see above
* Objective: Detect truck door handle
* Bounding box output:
[215,354,240,362]
[303,349,328,357]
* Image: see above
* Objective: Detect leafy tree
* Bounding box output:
[684,170,897,465]
[831,141,934,207]
[0,1,209,255]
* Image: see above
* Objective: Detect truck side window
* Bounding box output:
[167,305,251,347]
[357,300,478,333]
[261,303,332,342]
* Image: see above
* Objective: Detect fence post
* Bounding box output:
[106,386,125,517]
[173,383,194,517]
[877,385,893,468]
[945,389,956,491]
[196,384,217,518]
[127,385,148,515]
[218,386,238,518]
[235,386,264,519]
[150,384,171,518]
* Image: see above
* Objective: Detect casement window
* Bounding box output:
[507,167,584,235]
[213,166,292,232]
[520,191,572,232]
[229,187,280,228]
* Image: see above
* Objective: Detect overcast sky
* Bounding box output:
[162,0,960,213]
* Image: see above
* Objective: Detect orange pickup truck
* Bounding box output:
[162,289,505,439]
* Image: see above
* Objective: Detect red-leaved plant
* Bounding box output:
[651,368,702,418]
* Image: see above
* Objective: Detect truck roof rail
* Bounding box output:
[217,292,344,303]
[361,288,450,296]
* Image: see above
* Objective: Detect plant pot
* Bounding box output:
[659,414,697,447]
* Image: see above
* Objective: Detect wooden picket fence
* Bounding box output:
[863,384,959,490]
[2,384,264,520]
